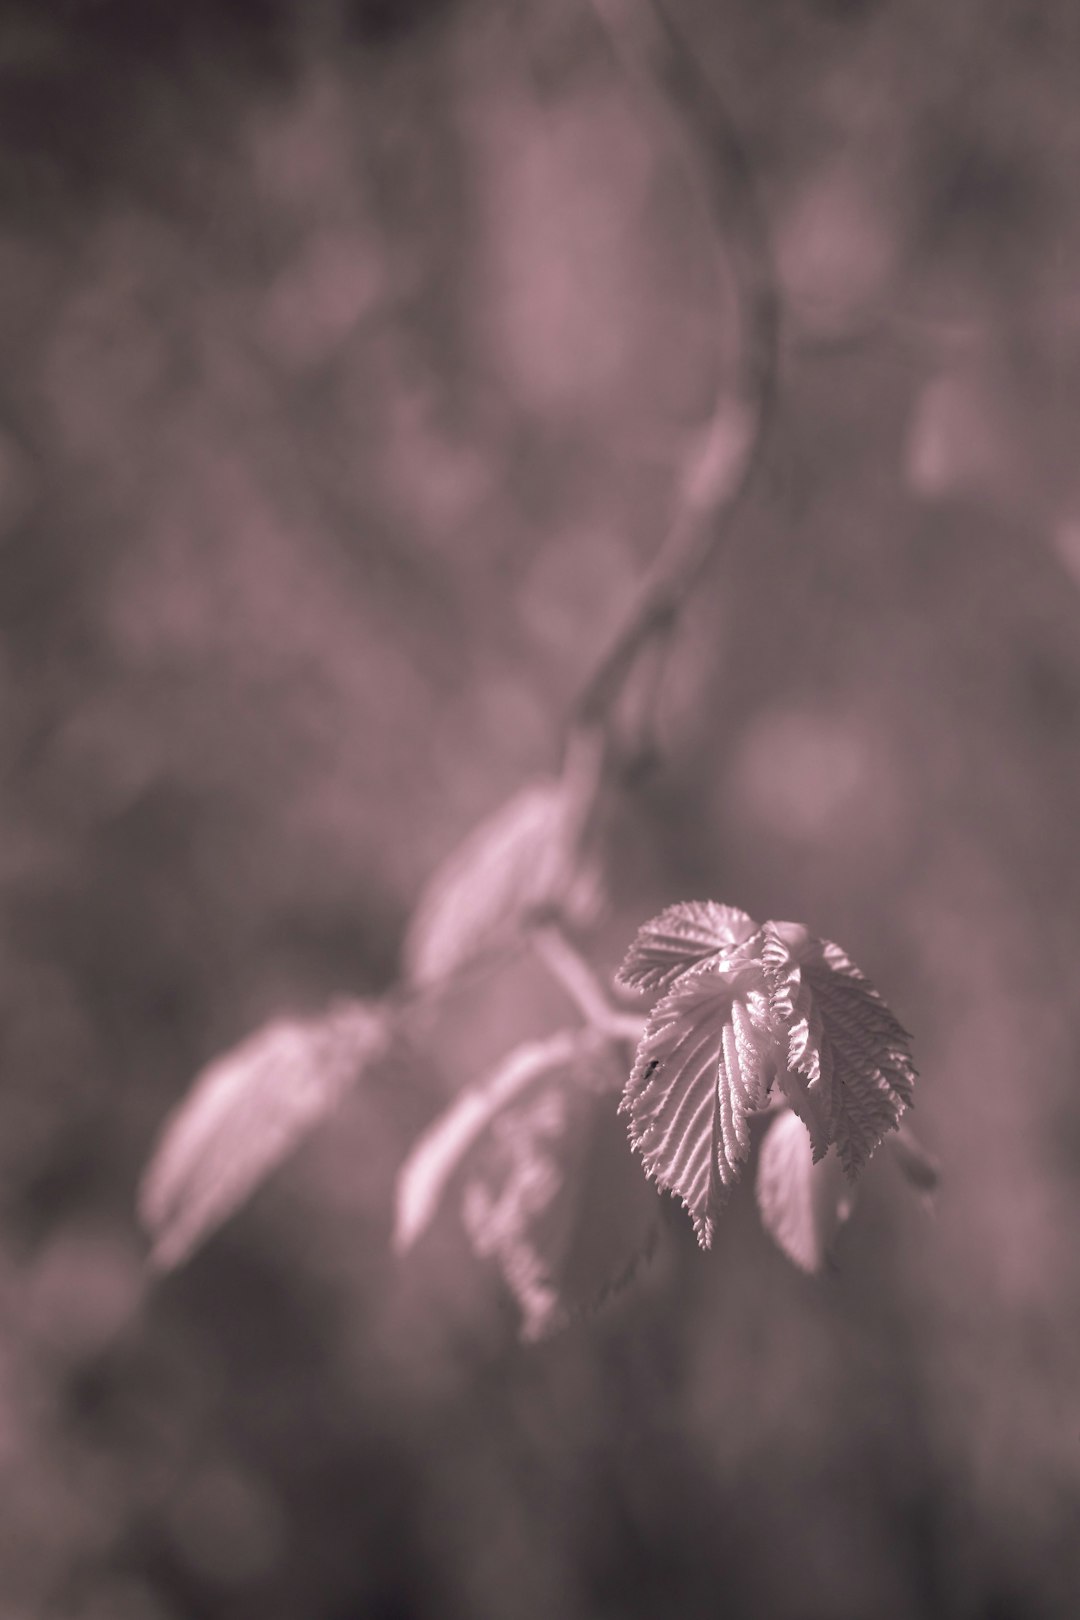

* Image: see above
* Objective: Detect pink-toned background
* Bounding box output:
[2,0,1079,1615]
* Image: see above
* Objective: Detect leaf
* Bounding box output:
[461,1038,658,1340]
[616,900,759,994]
[394,1030,658,1340]
[402,778,604,988]
[759,921,835,1159]
[768,929,917,1178]
[462,1099,566,1339]
[755,1108,853,1274]
[621,961,780,1248]
[393,1029,590,1254]
[139,999,389,1270]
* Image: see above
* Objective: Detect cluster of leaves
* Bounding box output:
[139,768,931,1339]
[134,0,935,1339]
[617,900,920,1263]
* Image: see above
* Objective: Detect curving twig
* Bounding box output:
[572,0,779,742]
[138,0,784,1286]
[529,921,646,1041]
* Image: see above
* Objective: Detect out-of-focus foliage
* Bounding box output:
[140,998,388,1269]
[402,774,604,985]
[755,1107,853,1274]
[394,1029,598,1255]
[452,1032,657,1340]
[2,0,1080,1616]
[395,1026,659,1340]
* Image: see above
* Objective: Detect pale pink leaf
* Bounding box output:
[621,961,780,1248]
[461,1037,658,1339]
[139,1000,389,1270]
[616,900,759,994]
[755,1108,854,1273]
[757,923,915,1175]
[403,778,603,987]
[392,1029,590,1254]
[396,1029,656,1339]
[789,939,915,1178]
[760,922,836,1160]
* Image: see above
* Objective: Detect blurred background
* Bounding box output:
[2,0,1080,1614]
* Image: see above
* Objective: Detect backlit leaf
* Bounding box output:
[140,999,389,1270]
[755,1107,853,1273]
[461,1037,658,1339]
[617,899,759,994]
[395,1029,657,1339]
[760,921,835,1158]
[393,1029,590,1254]
[621,960,779,1248]
[402,778,603,987]
[771,931,916,1177]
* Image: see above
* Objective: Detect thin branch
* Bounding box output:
[530,922,646,1041]
[573,0,779,736]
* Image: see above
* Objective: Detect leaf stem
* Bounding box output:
[530,922,646,1041]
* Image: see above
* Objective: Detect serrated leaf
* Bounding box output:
[461,1039,658,1339]
[402,778,603,988]
[755,1108,853,1273]
[760,921,835,1159]
[139,999,388,1270]
[617,899,759,994]
[621,961,780,1248]
[777,933,916,1178]
[759,919,811,1024]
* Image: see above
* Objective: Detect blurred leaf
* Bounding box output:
[139,999,389,1270]
[621,961,778,1248]
[755,1108,853,1274]
[393,1029,592,1254]
[402,777,604,987]
[460,1037,658,1340]
[616,898,758,994]
[394,1028,657,1339]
